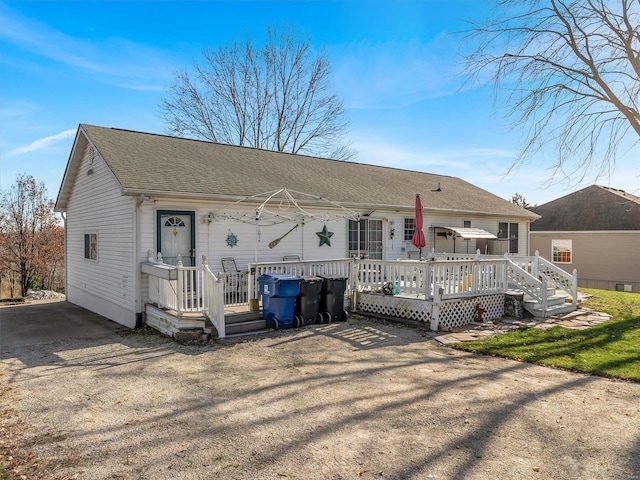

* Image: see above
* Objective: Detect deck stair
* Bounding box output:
[523,290,577,318]
[214,310,267,336]
[506,252,578,318]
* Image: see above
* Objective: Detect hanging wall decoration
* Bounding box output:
[316,224,334,247]
[226,230,238,248]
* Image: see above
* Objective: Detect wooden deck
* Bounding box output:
[143,252,578,338]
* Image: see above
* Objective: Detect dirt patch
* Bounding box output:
[1,315,639,479]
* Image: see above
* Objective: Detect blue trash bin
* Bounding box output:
[259,273,302,329]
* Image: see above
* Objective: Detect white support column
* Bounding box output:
[424,262,432,298]
[572,269,578,305]
[430,285,444,331]
[176,255,183,315]
[540,275,548,317]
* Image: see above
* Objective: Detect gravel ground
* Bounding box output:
[1,310,639,480]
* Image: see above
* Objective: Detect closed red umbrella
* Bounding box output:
[411,194,426,258]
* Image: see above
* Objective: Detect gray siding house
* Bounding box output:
[530,185,640,292]
[55,124,538,328]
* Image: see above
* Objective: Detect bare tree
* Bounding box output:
[160,26,355,161]
[464,0,639,184]
[0,174,63,296]
[510,193,533,208]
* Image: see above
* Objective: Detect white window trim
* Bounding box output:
[551,239,572,264]
[84,233,98,261]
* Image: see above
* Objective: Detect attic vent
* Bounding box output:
[88,146,95,165]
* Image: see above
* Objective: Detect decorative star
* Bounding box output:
[316,224,334,247]
[226,231,238,248]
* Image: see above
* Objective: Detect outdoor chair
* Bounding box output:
[221,257,242,298]
[221,257,240,274]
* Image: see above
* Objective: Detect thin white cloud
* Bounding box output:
[353,140,515,172]
[0,5,174,90]
[0,100,40,119]
[331,34,465,110]
[7,129,76,157]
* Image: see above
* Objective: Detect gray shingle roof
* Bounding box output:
[530,185,640,231]
[57,124,537,218]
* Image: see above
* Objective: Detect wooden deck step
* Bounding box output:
[225,319,268,336]
[225,310,261,325]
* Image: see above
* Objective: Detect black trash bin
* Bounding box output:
[294,276,323,327]
[258,273,302,329]
[319,275,348,322]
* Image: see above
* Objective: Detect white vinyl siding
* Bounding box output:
[66,145,136,326]
[375,214,529,260]
[138,200,349,275]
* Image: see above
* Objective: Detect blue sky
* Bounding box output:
[1,0,638,206]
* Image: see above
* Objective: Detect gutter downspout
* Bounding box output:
[134,195,144,327]
[61,212,67,300]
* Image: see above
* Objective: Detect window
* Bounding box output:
[498,222,508,239]
[552,239,572,263]
[498,222,519,253]
[509,223,518,253]
[463,220,471,228]
[404,218,416,241]
[84,233,97,260]
[349,219,383,259]
[164,216,186,227]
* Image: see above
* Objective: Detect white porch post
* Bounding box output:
[540,275,548,318]
[176,255,183,315]
[430,285,444,331]
[533,250,540,277]
[572,269,578,305]
[424,261,432,298]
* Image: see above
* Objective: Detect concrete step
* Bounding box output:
[524,302,577,318]
[524,294,569,310]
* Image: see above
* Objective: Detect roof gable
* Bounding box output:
[56,124,537,219]
[531,185,640,231]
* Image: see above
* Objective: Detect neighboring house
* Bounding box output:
[530,185,640,293]
[55,124,538,328]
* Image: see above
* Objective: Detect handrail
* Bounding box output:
[535,252,578,304]
[144,255,227,338]
[202,262,225,338]
[506,259,548,316]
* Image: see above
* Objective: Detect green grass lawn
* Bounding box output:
[455,288,640,382]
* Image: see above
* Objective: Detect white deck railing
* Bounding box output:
[535,254,578,304]
[218,271,249,307]
[353,256,509,299]
[145,255,226,337]
[504,251,578,305]
[247,258,351,302]
[144,250,577,333]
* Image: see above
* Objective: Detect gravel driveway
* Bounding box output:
[1,301,639,479]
